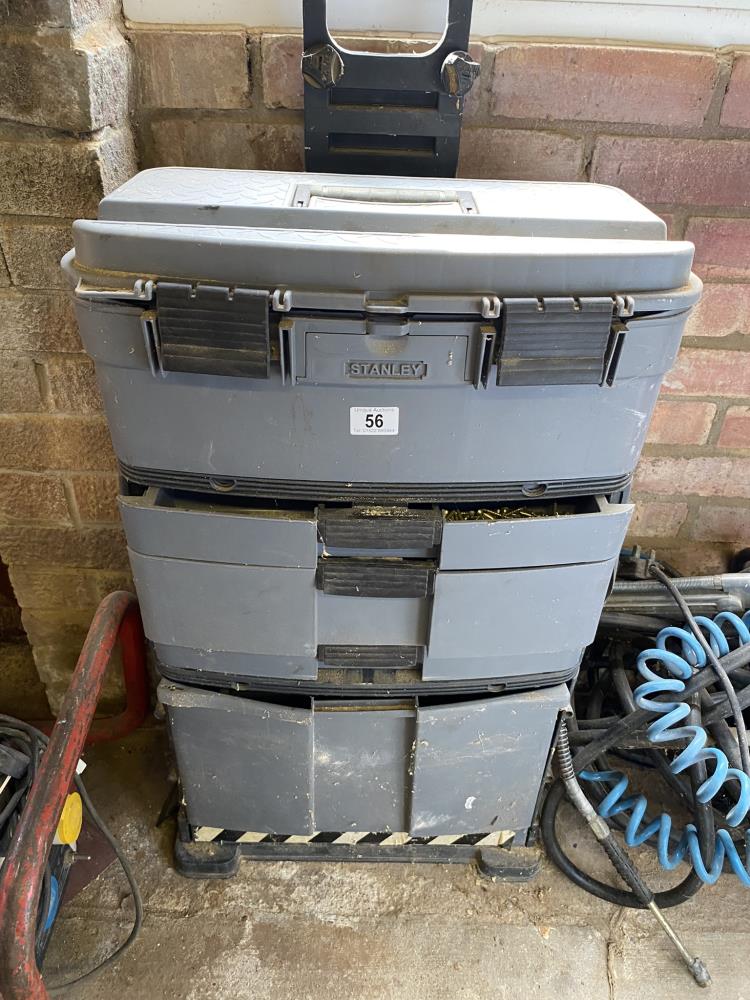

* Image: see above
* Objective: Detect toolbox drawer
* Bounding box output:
[439,496,628,569]
[159,679,569,838]
[122,489,632,684]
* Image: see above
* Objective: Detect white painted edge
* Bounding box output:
[123,0,750,48]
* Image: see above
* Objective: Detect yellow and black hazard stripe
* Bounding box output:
[193,828,513,847]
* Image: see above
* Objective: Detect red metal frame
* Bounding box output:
[33,595,148,747]
[0,591,146,1000]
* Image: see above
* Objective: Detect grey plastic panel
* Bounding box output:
[120,489,317,568]
[440,497,633,570]
[129,552,317,659]
[160,679,568,836]
[317,593,427,646]
[76,302,689,487]
[154,644,317,680]
[299,324,472,387]
[313,705,414,833]
[72,219,693,297]
[424,558,617,679]
[410,685,569,836]
[160,682,314,832]
[95,169,668,241]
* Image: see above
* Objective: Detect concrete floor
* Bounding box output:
[39,725,750,1000]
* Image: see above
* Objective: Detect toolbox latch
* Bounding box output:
[153,282,270,379]
[497,297,621,387]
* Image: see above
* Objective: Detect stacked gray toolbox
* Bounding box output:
[65,167,700,855]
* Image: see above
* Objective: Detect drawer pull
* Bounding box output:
[316,558,435,597]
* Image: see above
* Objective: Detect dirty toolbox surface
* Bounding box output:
[44,727,750,999]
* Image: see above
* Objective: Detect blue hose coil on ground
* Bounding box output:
[582,611,750,885]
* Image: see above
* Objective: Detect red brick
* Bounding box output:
[628,500,688,538]
[686,219,750,280]
[0,472,69,523]
[261,33,302,109]
[458,128,584,181]
[146,118,303,172]
[646,399,716,445]
[491,43,717,126]
[662,348,750,397]
[634,456,750,498]
[721,53,750,128]
[718,405,750,448]
[46,356,103,413]
[71,473,119,522]
[685,284,750,338]
[131,29,250,110]
[462,42,485,123]
[654,212,677,238]
[689,504,750,542]
[0,415,116,471]
[0,356,43,411]
[591,137,750,208]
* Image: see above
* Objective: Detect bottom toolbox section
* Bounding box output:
[159,680,569,838]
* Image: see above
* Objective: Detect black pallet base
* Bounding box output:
[173,810,541,882]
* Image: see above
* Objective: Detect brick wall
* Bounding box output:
[1,19,749,702]
[0,0,135,708]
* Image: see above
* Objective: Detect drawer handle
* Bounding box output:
[316,558,435,598]
[318,507,442,550]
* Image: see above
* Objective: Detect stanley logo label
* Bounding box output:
[345,361,428,380]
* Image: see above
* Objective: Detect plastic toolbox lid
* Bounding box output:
[71,167,696,297]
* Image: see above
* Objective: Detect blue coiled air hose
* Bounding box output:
[582,610,750,886]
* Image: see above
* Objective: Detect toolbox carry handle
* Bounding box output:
[291,182,478,215]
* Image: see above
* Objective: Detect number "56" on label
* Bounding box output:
[350,406,399,436]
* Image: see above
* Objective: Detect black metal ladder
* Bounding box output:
[302,0,478,177]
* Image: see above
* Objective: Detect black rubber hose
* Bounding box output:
[612,659,710,813]
[570,643,750,776]
[541,779,706,908]
[700,691,743,771]
[0,714,142,994]
[543,648,714,906]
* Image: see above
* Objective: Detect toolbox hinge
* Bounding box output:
[272,288,292,313]
[614,294,635,319]
[495,296,627,388]
[75,277,155,303]
[481,295,502,320]
[149,281,271,379]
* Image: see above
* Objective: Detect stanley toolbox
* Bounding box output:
[64,168,699,499]
[64,166,699,689]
